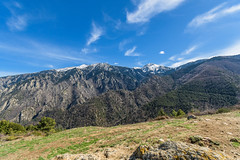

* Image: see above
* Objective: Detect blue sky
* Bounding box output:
[1,0,240,77]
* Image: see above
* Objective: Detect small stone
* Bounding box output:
[158,139,165,143]
[104,149,110,158]
[187,115,197,120]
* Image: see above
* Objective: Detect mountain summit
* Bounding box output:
[141,63,172,74]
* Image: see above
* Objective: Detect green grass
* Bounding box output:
[0,127,102,159]
[232,142,240,148]
[235,112,240,117]
[1,111,239,160]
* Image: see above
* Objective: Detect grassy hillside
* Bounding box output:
[0,110,239,160]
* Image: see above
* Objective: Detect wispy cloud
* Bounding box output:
[181,45,198,55]
[119,39,132,51]
[188,3,240,28]
[87,22,103,46]
[4,1,29,31]
[170,41,240,67]
[44,64,54,69]
[0,38,97,64]
[169,55,176,61]
[7,15,28,31]
[124,46,140,56]
[81,47,97,54]
[127,0,185,24]
[103,13,122,30]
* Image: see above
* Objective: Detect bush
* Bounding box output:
[171,110,177,117]
[177,109,186,117]
[216,108,231,114]
[25,124,37,131]
[37,117,56,133]
[158,108,167,116]
[0,120,26,135]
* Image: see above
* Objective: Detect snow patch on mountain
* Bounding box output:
[56,64,89,72]
[142,63,171,74]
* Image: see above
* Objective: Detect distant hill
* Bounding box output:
[0,55,239,128]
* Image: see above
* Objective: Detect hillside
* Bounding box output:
[143,56,240,117]
[0,110,239,160]
[0,55,240,128]
[0,63,170,124]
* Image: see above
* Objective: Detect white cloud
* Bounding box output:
[127,0,185,24]
[136,61,144,66]
[113,62,119,65]
[170,41,240,67]
[45,64,54,68]
[4,1,29,31]
[181,45,198,55]
[159,51,165,54]
[0,39,96,64]
[188,3,240,28]
[7,15,28,31]
[87,22,103,46]
[170,57,202,68]
[169,56,176,61]
[124,46,140,56]
[81,47,97,54]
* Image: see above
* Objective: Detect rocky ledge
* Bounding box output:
[130,141,232,160]
[53,141,233,160]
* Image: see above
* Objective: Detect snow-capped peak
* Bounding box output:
[141,63,171,74]
[56,64,89,72]
[133,67,141,69]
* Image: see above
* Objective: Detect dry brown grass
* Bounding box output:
[0,110,239,160]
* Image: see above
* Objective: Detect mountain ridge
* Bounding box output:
[0,55,239,128]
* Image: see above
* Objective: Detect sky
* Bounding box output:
[1,0,240,77]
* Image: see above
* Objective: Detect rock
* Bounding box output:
[158,139,165,143]
[154,116,170,121]
[187,115,197,120]
[104,149,110,158]
[53,154,99,160]
[130,141,232,160]
[189,136,203,144]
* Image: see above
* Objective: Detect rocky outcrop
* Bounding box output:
[53,154,99,160]
[53,141,233,160]
[130,141,232,160]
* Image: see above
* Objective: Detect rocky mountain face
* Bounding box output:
[0,55,239,128]
[0,63,170,124]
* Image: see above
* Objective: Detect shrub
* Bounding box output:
[216,108,231,114]
[25,124,37,131]
[177,109,186,117]
[158,108,166,116]
[0,120,26,135]
[37,117,56,133]
[171,110,177,117]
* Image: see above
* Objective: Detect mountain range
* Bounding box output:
[0,55,239,128]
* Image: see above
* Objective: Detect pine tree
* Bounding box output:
[171,110,177,117]
[177,109,186,117]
